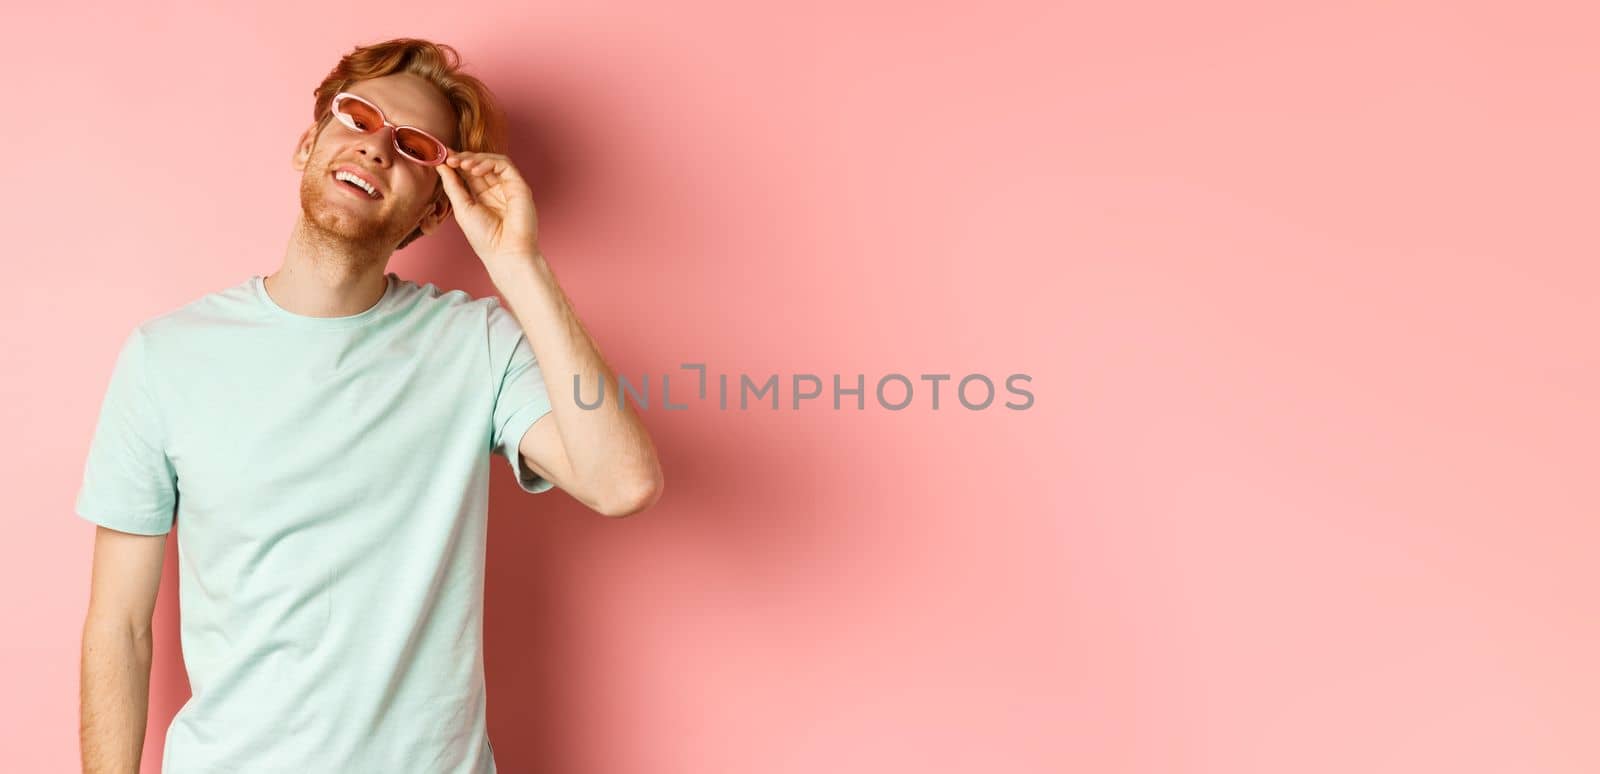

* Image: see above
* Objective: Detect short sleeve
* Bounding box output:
[74,327,178,535]
[487,300,556,494]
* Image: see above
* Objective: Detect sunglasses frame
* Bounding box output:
[328,91,452,166]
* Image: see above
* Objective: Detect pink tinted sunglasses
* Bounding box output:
[329,91,452,165]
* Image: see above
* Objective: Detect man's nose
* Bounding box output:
[356,127,394,166]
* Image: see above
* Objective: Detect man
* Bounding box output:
[75,38,663,773]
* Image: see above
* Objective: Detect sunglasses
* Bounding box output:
[329,91,452,166]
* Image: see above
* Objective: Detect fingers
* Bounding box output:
[434,160,475,207]
[446,151,528,189]
[445,152,493,177]
[466,165,494,198]
[446,154,496,198]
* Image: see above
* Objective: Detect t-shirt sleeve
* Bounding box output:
[486,299,556,494]
[73,326,178,535]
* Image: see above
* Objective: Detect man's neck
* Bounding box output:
[266,219,393,318]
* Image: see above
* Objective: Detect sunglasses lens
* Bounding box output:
[395,128,445,163]
[334,97,383,133]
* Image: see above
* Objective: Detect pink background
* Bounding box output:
[3,1,1597,772]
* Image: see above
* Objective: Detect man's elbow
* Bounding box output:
[598,471,664,518]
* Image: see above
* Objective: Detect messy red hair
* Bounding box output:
[309,37,509,250]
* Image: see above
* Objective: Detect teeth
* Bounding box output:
[335,170,378,198]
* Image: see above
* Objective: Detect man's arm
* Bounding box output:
[81,525,166,773]
[490,252,664,518]
[433,152,663,518]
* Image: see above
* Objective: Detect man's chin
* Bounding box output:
[301,195,395,245]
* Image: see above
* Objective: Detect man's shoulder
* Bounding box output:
[394,276,506,328]
[132,276,258,341]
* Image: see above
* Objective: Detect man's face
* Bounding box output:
[292,72,459,250]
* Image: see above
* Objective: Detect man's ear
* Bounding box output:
[291,123,319,172]
[416,188,453,236]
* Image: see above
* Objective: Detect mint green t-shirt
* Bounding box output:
[73,271,555,773]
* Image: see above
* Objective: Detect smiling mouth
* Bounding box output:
[331,170,382,200]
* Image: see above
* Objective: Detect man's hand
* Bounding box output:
[434,151,541,263]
